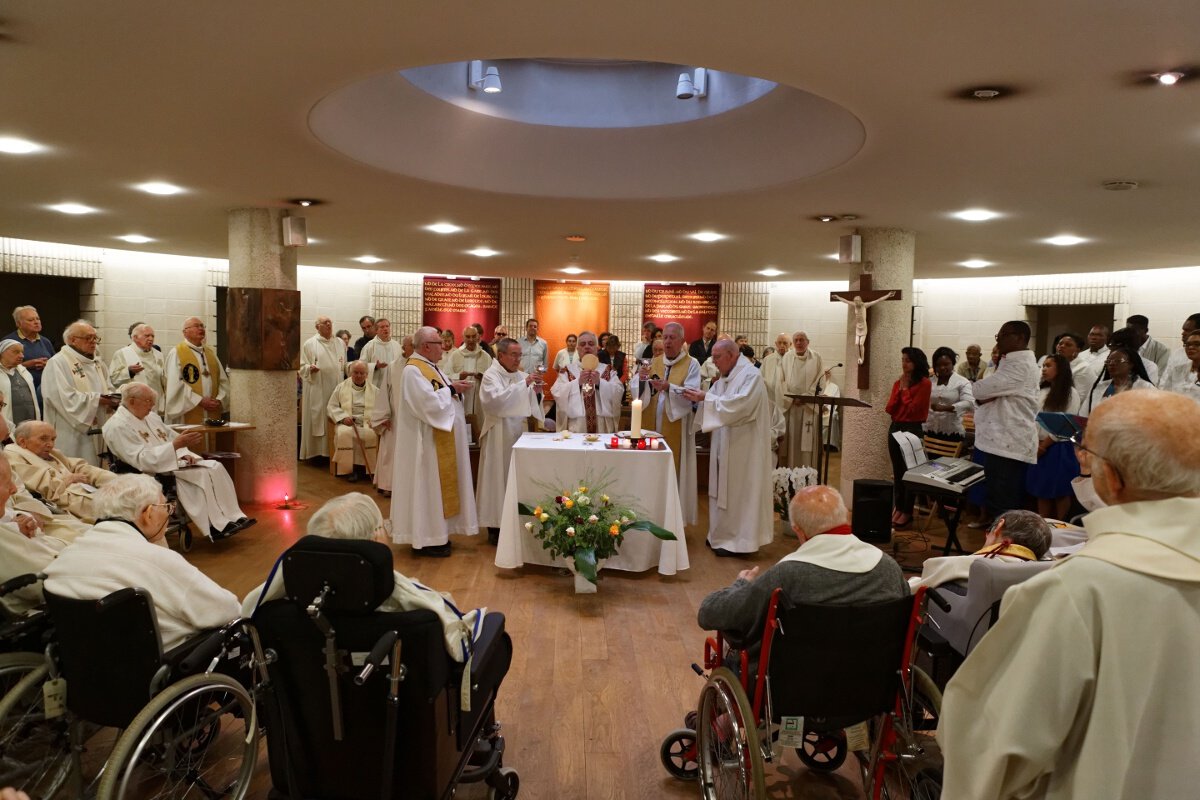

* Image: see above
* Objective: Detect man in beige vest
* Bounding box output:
[165,317,228,424]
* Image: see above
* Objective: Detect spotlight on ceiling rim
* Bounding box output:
[676,68,708,100]
[468,60,502,94]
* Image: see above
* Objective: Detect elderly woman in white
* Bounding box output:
[0,339,40,428]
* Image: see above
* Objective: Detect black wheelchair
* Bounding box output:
[0,575,266,799]
[108,455,196,552]
[661,587,944,800]
[251,534,519,800]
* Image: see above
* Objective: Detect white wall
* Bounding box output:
[767,280,853,390]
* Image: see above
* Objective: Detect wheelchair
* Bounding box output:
[251,534,519,800]
[661,587,944,800]
[108,455,196,552]
[0,577,266,799]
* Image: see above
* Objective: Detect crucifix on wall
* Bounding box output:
[830,272,902,390]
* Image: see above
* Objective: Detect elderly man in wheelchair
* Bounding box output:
[662,486,942,799]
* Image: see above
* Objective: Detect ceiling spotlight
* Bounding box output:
[649,253,680,263]
[814,215,837,223]
[1156,71,1183,86]
[468,60,502,94]
[117,234,154,244]
[972,88,1002,99]
[564,234,587,243]
[759,267,785,277]
[1044,235,1087,247]
[960,259,993,269]
[1102,180,1139,191]
[561,266,586,275]
[690,231,726,242]
[135,181,185,196]
[0,137,44,154]
[467,247,499,257]
[424,222,463,234]
[354,255,384,264]
[675,68,708,100]
[287,198,324,207]
[953,208,1000,222]
[49,203,97,215]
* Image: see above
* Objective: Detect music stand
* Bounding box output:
[786,394,872,485]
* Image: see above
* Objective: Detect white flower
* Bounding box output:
[577,495,591,506]
[620,516,629,524]
[566,526,576,535]
[587,514,598,523]
[524,521,533,530]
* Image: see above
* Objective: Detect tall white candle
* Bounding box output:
[630,398,643,438]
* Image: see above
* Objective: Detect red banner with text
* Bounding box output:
[533,281,610,389]
[642,284,721,344]
[422,277,501,339]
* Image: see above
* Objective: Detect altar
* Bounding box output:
[494,433,690,575]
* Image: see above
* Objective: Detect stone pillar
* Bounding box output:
[838,228,915,502]
[227,208,298,504]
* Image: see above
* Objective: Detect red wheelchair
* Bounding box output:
[660,587,944,799]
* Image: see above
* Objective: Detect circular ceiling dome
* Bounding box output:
[309,59,865,199]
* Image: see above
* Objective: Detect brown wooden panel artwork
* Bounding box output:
[227,286,301,370]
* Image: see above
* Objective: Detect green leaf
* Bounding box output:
[622,520,677,541]
[573,549,599,584]
[517,502,537,516]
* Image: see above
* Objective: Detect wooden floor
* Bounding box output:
[186,455,985,800]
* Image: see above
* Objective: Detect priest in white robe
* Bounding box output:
[6,420,116,523]
[297,316,347,461]
[326,361,379,481]
[39,320,118,465]
[476,338,544,543]
[369,336,413,497]
[550,331,624,433]
[455,325,494,443]
[108,323,167,415]
[759,332,792,416]
[165,317,229,425]
[630,321,700,525]
[685,340,774,555]
[781,330,824,469]
[385,326,477,556]
[359,318,403,388]
[103,383,254,541]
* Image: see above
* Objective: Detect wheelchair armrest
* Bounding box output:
[468,612,508,681]
[0,573,42,597]
[98,587,143,609]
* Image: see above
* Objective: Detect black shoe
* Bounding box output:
[347,472,360,483]
[705,539,714,550]
[711,546,740,557]
[487,527,499,546]
[414,543,452,558]
[377,488,392,498]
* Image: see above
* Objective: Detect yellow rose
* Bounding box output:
[600,494,610,503]
[578,486,588,494]
[539,513,549,522]
[563,499,574,509]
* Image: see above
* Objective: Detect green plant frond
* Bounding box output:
[573,549,599,583]
[621,520,677,540]
[517,502,538,516]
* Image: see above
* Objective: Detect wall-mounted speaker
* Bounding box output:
[282,216,307,247]
[839,234,861,264]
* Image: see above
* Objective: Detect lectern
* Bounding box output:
[786,393,872,485]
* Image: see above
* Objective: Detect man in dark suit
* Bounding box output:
[688,320,718,364]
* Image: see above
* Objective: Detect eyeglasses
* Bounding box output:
[1062,432,1124,486]
[73,335,101,343]
[151,501,177,515]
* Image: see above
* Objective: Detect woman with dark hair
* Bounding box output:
[925,346,974,443]
[886,347,931,528]
[598,333,627,385]
[1025,354,1081,519]
[1080,345,1155,417]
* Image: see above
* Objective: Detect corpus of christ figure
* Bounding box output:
[829,272,902,389]
[834,291,896,364]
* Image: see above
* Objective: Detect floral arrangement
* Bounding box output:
[518,473,675,585]
[772,466,819,517]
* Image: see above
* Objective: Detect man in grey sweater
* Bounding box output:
[698,485,907,644]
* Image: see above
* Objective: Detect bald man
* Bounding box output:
[550,331,624,433]
[298,315,347,460]
[6,420,116,522]
[165,317,228,425]
[109,323,167,415]
[941,390,1200,799]
[39,319,118,465]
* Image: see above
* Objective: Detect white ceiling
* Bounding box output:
[1,1,1198,282]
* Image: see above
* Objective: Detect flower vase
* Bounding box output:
[774,513,791,538]
[565,558,599,594]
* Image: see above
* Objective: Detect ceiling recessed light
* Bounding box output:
[564,234,587,243]
[1044,235,1087,247]
[425,222,463,234]
[354,255,383,264]
[814,215,837,223]
[649,253,680,263]
[1101,180,1139,191]
[840,214,858,221]
[953,208,1000,222]
[0,137,44,154]
[135,181,185,196]
[287,197,324,207]
[561,266,586,275]
[690,231,726,242]
[759,267,785,277]
[117,234,154,244]
[49,203,97,215]
[1156,71,1184,86]
[467,247,499,258]
[960,259,993,269]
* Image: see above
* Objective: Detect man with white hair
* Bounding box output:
[476,338,544,544]
[698,485,906,643]
[631,321,701,524]
[43,474,240,651]
[4,305,55,402]
[550,331,624,434]
[940,390,1200,799]
[298,315,347,461]
[108,323,167,414]
[359,318,402,388]
[326,360,379,482]
[369,335,415,497]
[0,456,68,616]
[6,420,115,522]
[698,333,732,390]
[165,317,228,425]
[684,339,775,555]
[0,411,89,544]
[103,383,254,541]
[384,326,477,557]
[759,333,792,416]
[781,330,824,469]
[39,320,117,465]
[909,510,1051,591]
[456,325,493,443]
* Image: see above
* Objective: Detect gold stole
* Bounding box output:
[408,359,460,519]
[650,352,692,474]
[175,343,221,424]
[972,542,1037,561]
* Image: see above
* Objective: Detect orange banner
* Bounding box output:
[533,281,609,389]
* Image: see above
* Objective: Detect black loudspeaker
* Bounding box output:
[852,479,893,543]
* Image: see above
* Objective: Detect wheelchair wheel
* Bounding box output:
[176,526,193,553]
[487,766,519,799]
[695,667,765,800]
[796,728,847,772]
[876,666,943,800]
[0,654,73,798]
[97,672,257,800]
[660,728,699,780]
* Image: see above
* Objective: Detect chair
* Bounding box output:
[915,435,966,532]
[252,535,518,800]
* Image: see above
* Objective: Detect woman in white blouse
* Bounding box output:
[1079,346,1156,417]
[1160,330,1200,404]
[0,339,40,427]
[553,334,580,371]
[924,347,975,443]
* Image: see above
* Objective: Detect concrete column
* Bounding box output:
[227,208,298,504]
[838,228,915,502]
